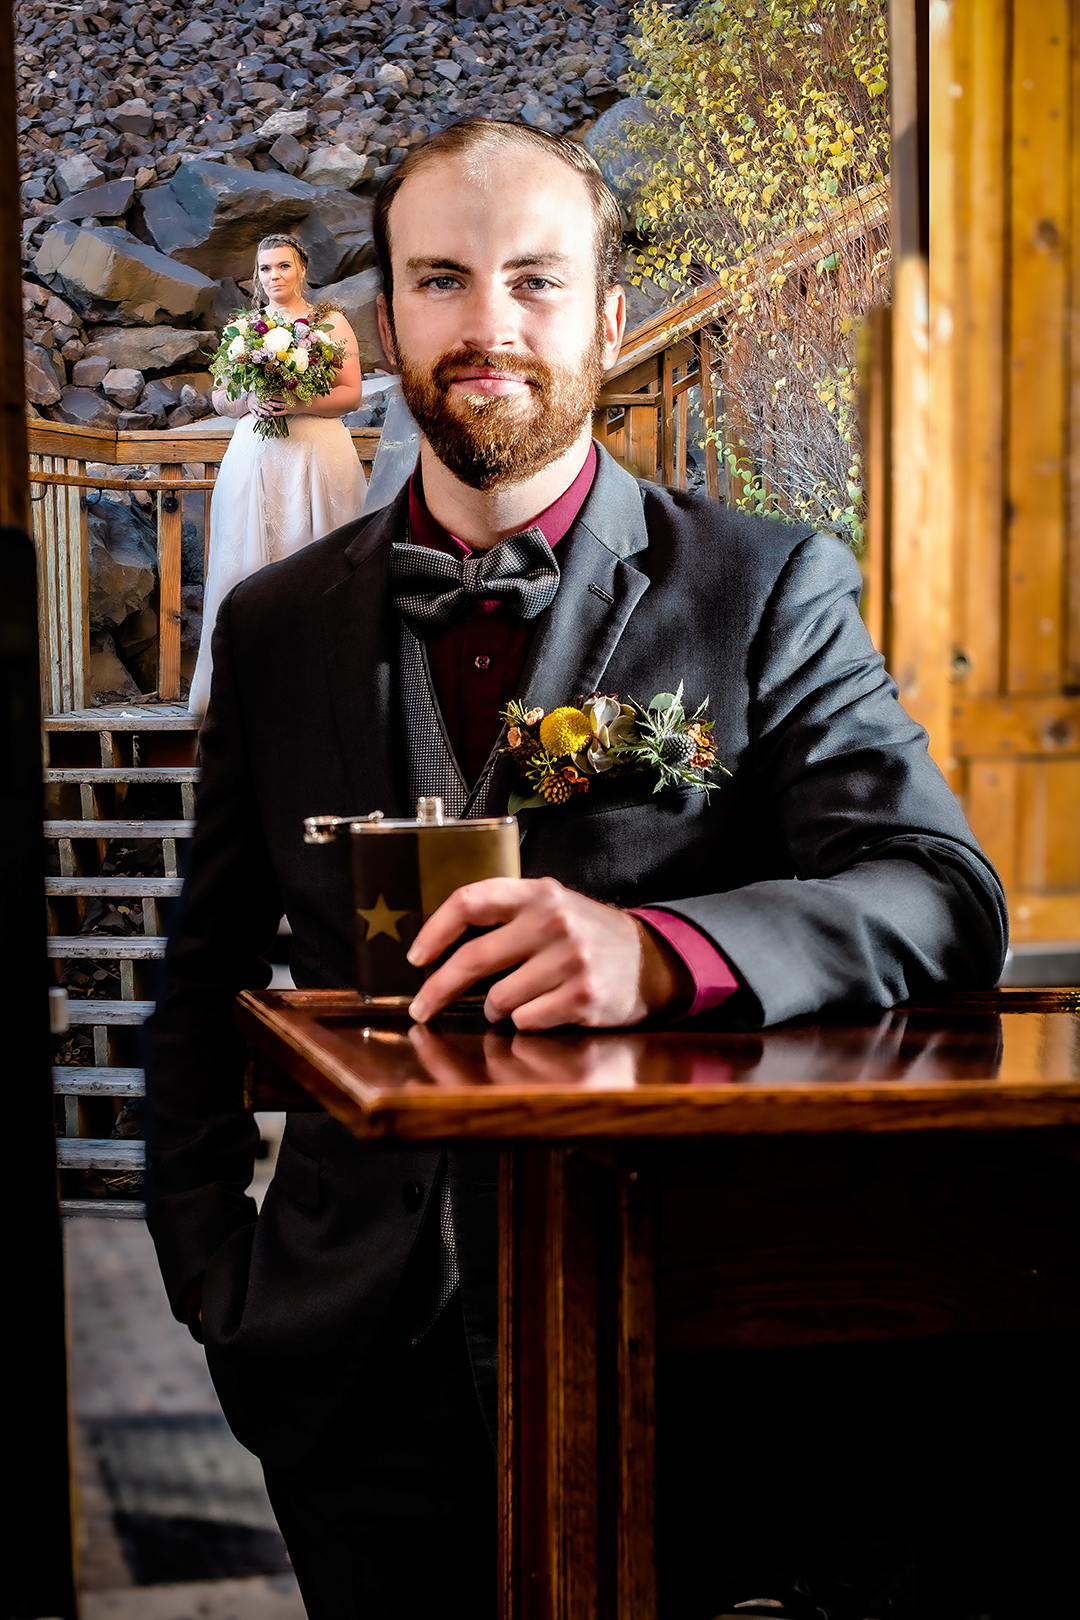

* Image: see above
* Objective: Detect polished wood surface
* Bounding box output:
[240,991,1079,1620]
[239,987,1080,1139]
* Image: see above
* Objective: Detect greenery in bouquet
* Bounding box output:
[210,306,345,439]
[501,684,727,812]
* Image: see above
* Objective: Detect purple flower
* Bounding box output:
[293,316,310,328]
[251,350,270,364]
[253,319,269,335]
[284,378,298,391]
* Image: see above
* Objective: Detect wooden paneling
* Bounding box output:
[920,0,1080,944]
[1006,5,1070,698]
[954,0,1007,695]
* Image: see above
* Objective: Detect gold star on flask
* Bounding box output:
[357,894,409,942]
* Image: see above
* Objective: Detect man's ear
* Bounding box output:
[376,292,399,373]
[601,284,626,372]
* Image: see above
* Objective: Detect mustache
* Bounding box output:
[430,349,551,392]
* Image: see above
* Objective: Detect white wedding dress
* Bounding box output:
[189,413,368,713]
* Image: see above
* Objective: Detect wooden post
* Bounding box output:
[157,462,184,700]
[696,332,722,500]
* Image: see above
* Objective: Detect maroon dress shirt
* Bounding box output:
[405,447,736,1016]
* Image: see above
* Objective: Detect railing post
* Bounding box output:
[157,463,183,702]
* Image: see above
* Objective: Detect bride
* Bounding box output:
[189,233,368,714]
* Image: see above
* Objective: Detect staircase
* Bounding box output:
[44,705,199,1219]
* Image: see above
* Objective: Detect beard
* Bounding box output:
[394,329,606,492]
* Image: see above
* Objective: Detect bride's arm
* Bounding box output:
[285,312,363,417]
[212,387,251,419]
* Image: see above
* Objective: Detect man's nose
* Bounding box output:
[458,282,519,352]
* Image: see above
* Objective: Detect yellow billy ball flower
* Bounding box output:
[538,706,593,758]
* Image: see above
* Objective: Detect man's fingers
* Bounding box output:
[408,878,549,968]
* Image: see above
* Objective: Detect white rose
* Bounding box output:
[233,317,251,334]
[227,334,247,360]
[261,326,293,355]
[291,348,309,374]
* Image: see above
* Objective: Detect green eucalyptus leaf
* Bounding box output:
[508,789,547,814]
[648,691,678,711]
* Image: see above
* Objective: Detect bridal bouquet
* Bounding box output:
[210,306,345,439]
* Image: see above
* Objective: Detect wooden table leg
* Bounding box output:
[499,1148,658,1620]
[617,1163,657,1620]
[500,1145,601,1619]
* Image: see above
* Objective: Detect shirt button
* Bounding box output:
[474,655,491,671]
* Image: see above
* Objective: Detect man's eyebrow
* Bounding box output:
[405,257,469,273]
[402,253,577,274]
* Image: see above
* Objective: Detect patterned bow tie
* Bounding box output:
[390,526,560,634]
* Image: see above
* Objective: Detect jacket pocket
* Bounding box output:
[272,1135,322,1214]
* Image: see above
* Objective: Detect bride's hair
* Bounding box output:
[252,234,310,306]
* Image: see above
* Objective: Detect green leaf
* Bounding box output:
[508,789,547,814]
[648,691,678,711]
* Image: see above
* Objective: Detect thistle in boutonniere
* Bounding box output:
[501,682,729,812]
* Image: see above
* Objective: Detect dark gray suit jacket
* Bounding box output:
[147,445,1007,1465]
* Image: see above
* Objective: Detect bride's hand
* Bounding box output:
[250,394,289,421]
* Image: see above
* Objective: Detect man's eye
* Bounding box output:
[522,277,552,291]
[424,275,459,290]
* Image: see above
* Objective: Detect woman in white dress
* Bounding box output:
[189,233,367,713]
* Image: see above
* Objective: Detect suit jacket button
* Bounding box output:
[402,1179,424,1211]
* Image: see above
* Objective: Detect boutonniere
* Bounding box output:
[501,682,729,812]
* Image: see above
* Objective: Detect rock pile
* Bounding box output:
[18,0,638,429]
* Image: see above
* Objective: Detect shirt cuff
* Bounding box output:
[630,908,739,1017]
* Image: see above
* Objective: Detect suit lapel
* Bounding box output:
[518,443,651,712]
[321,490,410,818]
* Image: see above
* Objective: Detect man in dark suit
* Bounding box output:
[149,120,1007,1619]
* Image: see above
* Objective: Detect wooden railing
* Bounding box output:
[28,420,380,713]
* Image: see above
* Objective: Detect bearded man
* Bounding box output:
[148,120,1007,1619]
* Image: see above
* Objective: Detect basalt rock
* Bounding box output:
[142,160,318,280]
[80,326,211,377]
[296,189,376,285]
[24,341,64,406]
[87,499,158,631]
[310,266,386,370]
[34,224,216,327]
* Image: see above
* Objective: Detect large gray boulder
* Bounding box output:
[142,160,317,280]
[297,190,376,286]
[87,499,158,630]
[49,178,135,225]
[24,342,64,406]
[55,153,104,200]
[311,267,386,369]
[584,97,667,223]
[80,325,210,376]
[48,386,120,429]
[34,224,216,327]
[300,144,374,191]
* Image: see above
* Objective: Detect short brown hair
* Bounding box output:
[373,118,623,317]
[251,233,310,307]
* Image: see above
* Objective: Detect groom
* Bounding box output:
[149,120,1007,1618]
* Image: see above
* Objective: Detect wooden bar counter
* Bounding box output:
[237,988,1080,1619]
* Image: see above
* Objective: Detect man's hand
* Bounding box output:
[406,877,692,1029]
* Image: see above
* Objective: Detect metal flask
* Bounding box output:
[304,797,520,1002]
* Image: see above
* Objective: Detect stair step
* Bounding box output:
[44,707,197,732]
[57,1138,145,1170]
[46,767,199,784]
[64,1000,154,1024]
[60,1199,146,1219]
[48,935,166,959]
[45,877,184,897]
[52,1067,145,1096]
[44,820,193,838]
